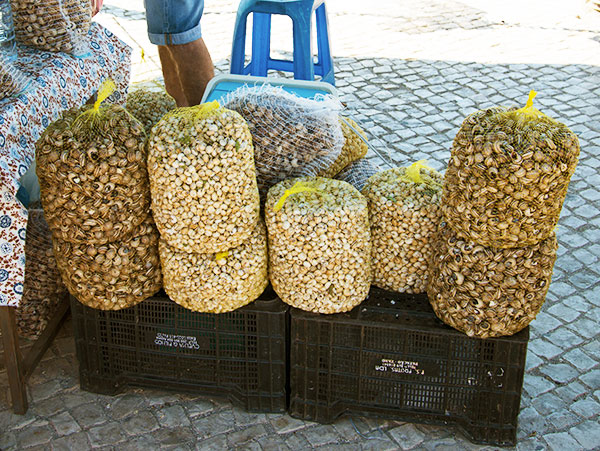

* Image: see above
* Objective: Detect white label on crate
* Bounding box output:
[154,332,201,350]
[375,358,426,375]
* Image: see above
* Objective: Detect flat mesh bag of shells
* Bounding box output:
[319,116,369,178]
[148,100,260,253]
[223,85,344,201]
[427,219,557,338]
[159,220,268,313]
[442,91,579,248]
[18,208,68,338]
[363,161,443,294]
[10,0,91,54]
[36,80,150,244]
[126,87,176,134]
[0,55,30,101]
[334,157,378,192]
[265,177,371,314]
[53,215,162,310]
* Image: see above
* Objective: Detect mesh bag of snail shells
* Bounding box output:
[363,161,443,294]
[126,88,177,134]
[223,85,344,202]
[10,0,91,54]
[442,91,579,248]
[159,220,268,313]
[0,55,30,101]
[36,82,150,245]
[334,157,378,192]
[17,209,68,338]
[148,101,260,253]
[319,116,369,178]
[53,215,162,310]
[265,177,371,314]
[426,219,557,338]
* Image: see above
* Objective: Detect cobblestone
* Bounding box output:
[545,410,579,430]
[388,423,427,449]
[543,431,582,450]
[580,368,600,389]
[122,410,160,436]
[563,349,598,371]
[155,405,191,428]
[50,432,91,451]
[107,394,148,420]
[50,411,81,436]
[554,381,589,403]
[539,364,580,384]
[152,426,196,447]
[16,425,54,448]
[192,408,235,439]
[570,397,600,418]
[226,424,268,447]
[269,414,309,434]
[70,403,107,429]
[302,424,342,447]
[88,422,128,446]
[569,420,600,449]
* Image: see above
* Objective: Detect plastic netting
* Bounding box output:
[224,85,344,203]
[126,88,176,134]
[36,81,150,244]
[320,116,369,178]
[442,91,579,248]
[148,101,260,253]
[334,157,378,192]
[265,177,371,314]
[0,54,30,101]
[10,0,91,55]
[17,208,67,338]
[363,161,443,294]
[159,220,268,313]
[427,219,557,338]
[53,215,162,310]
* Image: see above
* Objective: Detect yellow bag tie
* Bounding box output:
[404,160,430,184]
[195,100,220,118]
[273,181,324,212]
[72,79,117,129]
[215,251,229,261]
[514,89,546,119]
[73,79,147,136]
[93,79,116,112]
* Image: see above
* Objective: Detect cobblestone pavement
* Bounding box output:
[2,1,599,450]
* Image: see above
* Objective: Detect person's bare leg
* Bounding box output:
[167,37,214,106]
[158,46,187,107]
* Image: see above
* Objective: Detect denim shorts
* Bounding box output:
[144,0,205,46]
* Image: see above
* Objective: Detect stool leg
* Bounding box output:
[315,3,335,85]
[231,11,250,75]
[291,13,315,81]
[0,306,28,414]
[251,12,272,77]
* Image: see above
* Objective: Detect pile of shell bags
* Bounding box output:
[266,177,372,314]
[147,101,267,313]
[224,86,372,203]
[17,207,68,337]
[11,0,92,54]
[427,91,579,338]
[36,81,162,310]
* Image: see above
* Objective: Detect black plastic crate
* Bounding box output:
[71,287,288,413]
[289,287,529,446]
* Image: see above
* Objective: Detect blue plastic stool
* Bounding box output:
[230,0,335,85]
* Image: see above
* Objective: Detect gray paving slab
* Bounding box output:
[2,1,599,450]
